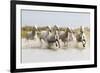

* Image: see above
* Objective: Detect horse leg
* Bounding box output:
[82,39,86,47]
[67,41,68,48]
[56,39,60,48]
[40,38,43,47]
[55,42,58,47]
[64,41,66,46]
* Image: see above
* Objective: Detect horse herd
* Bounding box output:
[23,25,87,49]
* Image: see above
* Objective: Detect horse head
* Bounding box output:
[80,26,84,33]
[45,26,52,32]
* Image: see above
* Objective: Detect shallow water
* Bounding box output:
[22,38,90,63]
[22,48,90,63]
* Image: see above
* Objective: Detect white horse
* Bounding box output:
[26,26,38,40]
[59,27,76,47]
[39,26,60,48]
[75,26,86,47]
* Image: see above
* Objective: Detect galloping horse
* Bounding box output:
[26,26,37,40]
[75,26,86,47]
[39,26,60,48]
[59,27,76,47]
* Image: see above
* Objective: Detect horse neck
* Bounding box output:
[81,32,85,37]
[80,31,84,35]
[32,29,38,36]
[55,30,59,36]
[69,32,73,37]
[32,29,35,32]
[65,31,69,37]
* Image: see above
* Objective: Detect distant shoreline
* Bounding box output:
[22,25,90,29]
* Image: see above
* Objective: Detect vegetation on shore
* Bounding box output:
[21,26,90,38]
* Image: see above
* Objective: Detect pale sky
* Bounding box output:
[21,9,90,28]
